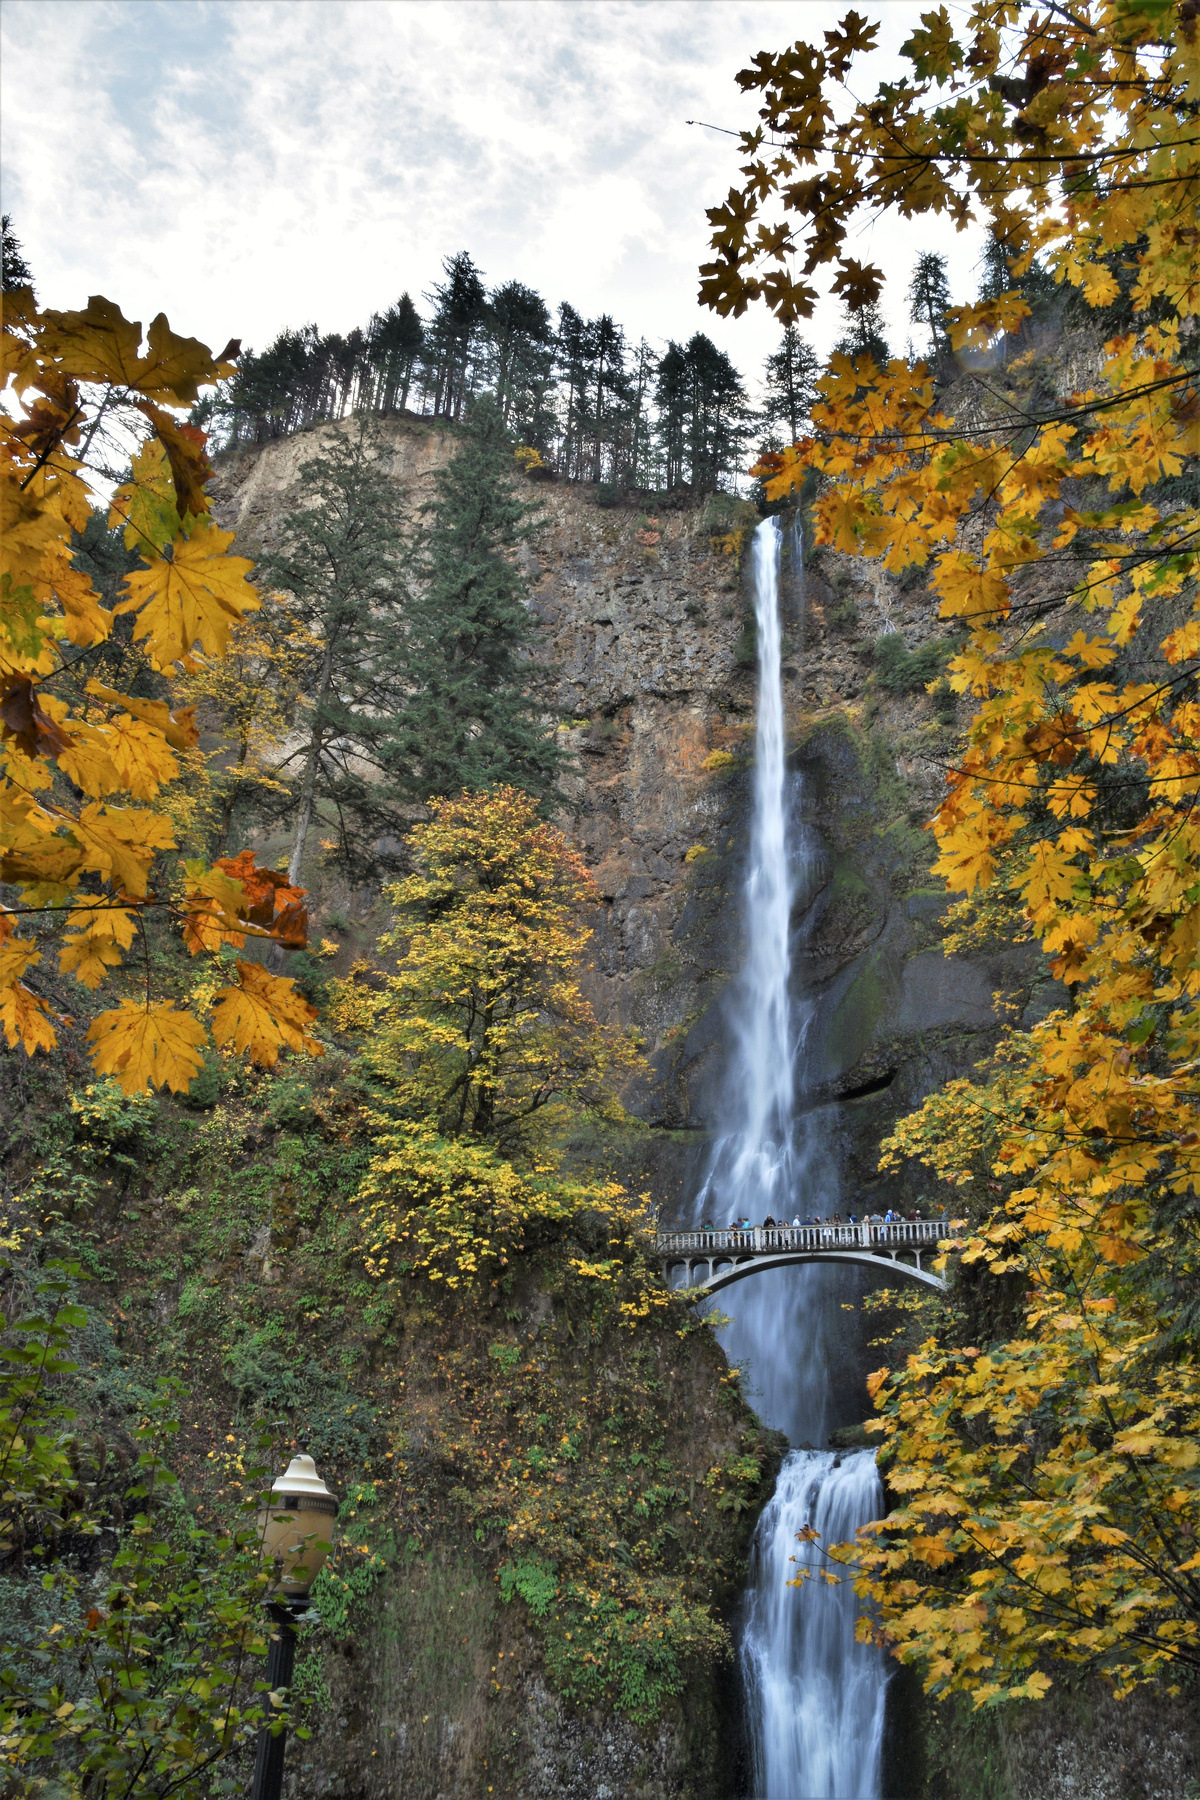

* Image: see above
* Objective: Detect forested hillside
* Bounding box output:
[189,240,1017,495]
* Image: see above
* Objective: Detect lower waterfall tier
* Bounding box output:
[741,1449,889,1800]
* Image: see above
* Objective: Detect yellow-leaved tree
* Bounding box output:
[355,785,648,1294]
[1,290,322,1091]
[360,785,640,1150]
[702,3,1200,1701]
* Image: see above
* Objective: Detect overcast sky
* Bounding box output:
[1,0,987,393]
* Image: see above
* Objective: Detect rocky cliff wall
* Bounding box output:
[213,416,1036,1225]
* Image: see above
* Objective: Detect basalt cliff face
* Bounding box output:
[213,415,1032,1227]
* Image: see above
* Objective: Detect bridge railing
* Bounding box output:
[656,1219,960,1255]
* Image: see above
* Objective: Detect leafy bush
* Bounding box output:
[873,631,948,693]
[499,1555,558,1616]
[0,1263,287,1799]
[181,1054,223,1111]
[284,949,331,1008]
[70,1081,158,1151]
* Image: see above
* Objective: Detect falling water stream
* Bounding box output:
[693,516,889,1799]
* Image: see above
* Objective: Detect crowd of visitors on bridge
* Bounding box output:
[696,1208,928,1232]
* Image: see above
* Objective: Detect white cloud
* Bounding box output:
[1,0,987,387]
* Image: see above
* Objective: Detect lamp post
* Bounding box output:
[250,1451,337,1800]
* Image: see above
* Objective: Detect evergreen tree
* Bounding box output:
[977,233,1059,308]
[423,251,488,420]
[555,302,594,480]
[217,324,326,444]
[1,213,33,291]
[834,298,891,366]
[762,325,818,443]
[487,281,553,432]
[381,396,566,809]
[654,334,749,491]
[366,294,424,414]
[655,341,690,489]
[623,338,659,487]
[906,251,953,369]
[254,418,412,881]
[588,314,629,481]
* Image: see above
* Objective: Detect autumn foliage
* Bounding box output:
[1,290,321,1091]
[356,788,653,1305]
[360,786,641,1150]
[705,2,1200,1700]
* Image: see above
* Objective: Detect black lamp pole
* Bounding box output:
[250,1448,336,1800]
[249,1599,306,1800]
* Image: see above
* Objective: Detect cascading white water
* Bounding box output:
[697,517,826,1231]
[741,1450,888,1800]
[717,515,796,1223]
[692,516,889,1799]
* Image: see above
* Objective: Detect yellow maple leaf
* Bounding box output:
[59,900,138,990]
[821,489,876,555]
[1080,264,1121,309]
[58,717,178,801]
[0,933,57,1052]
[210,959,323,1067]
[0,976,57,1054]
[34,297,237,407]
[944,293,1033,351]
[85,681,199,751]
[109,435,182,554]
[180,861,250,954]
[73,803,176,895]
[85,1000,207,1093]
[116,520,259,669]
[866,1365,890,1400]
[1162,616,1200,665]
[36,551,111,648]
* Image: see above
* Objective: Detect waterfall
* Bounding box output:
[693,515,890,1798]
[697,516,827,1230]
[716,514,796,1223]
[741,1451,888,1799]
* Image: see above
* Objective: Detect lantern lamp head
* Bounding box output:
[257,1451,337,1598]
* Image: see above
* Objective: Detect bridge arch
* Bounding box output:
[658,1221,958,1298]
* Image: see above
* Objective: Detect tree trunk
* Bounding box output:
[288,641,335,887]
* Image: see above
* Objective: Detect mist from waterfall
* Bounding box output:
[691,515,889,1798]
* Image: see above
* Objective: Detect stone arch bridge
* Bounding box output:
[658,1219,960,1295]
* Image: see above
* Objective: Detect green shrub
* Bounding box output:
[285,948,330,1006]
[873,631,949,693]
[181,1053,223,1110]
[499,1555,558,1616]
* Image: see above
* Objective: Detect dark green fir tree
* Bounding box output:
[383,395,566,810]
[255,417,412,881]
[762,325,819,444]
[906,251,953,372]
[2,213,34,292]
